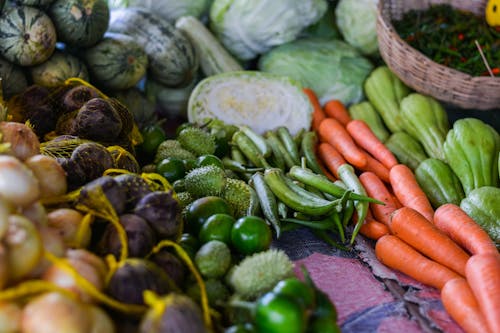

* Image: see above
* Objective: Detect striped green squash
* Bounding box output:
[83,32,148,91]
[30,50,89,88]
[108,7,198,87]
[14,0,55,7]
[0,57,28,99]
[48,0,109,47]
[0,6,57,66]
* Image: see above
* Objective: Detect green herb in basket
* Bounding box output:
[392,4,500,77]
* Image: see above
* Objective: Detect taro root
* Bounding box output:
[114,173,152,209]
[139,293,207,333]
[134,191,181,239]
[54,109,79,134]
[60,85,100,114]
[108,98,135,136]
[97,213,156,259]
[149,249,187,288]
[78,175,126,215]
[59,142,114,190]
[71,97,123,142]
[106,258,173,305]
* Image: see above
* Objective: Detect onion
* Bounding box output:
[0,155,40,207]
[0,301,22,333]
[0,197,13,239]
[0,121,40,161]
[24,154,68,198]
[86,304,116,333]
[5,214,43,281]
[27,226,66,279]
[21,292,91,333]
[47,208,91,248]
[20,201,48,227]
[0,245,8,290]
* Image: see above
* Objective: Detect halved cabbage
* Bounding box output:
[187,71,312,135]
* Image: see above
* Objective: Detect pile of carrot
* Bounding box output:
[305,88,500,333]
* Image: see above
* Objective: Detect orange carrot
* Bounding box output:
[323,99,352,126]
[375,234,461,290]
[317,142,346,178]
[318,117,367,168]
[358,151,391,183]
[441,278,491,333]
[359,171,400,226]
[346,119,398,169]
[389,207,470,276]
[434,204,498,256]
[389,164,435,222]
[465,253,500,333]
[359,216,390,240]
[303,88,326,131]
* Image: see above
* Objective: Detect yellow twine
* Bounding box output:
[0,280,76,302]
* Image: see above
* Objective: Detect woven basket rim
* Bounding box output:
[376,0,500,110]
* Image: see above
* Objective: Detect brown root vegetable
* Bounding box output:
[139,293,207,333]
[47,208,91,248]
[0,301,22,333]
[108,98,134,136]
[60,85,100,114]
[0,121,40,161]
[54,109,79,135]
[21,292,92,333]
[71,98,122,142]
[149,249,186,288]
[78,175,126,215]
[106,258,173,305]
[5,214,43,282]
[114,173,152,209]
[97,213,156,259]
[0,155,40,207]
[25,154,68,198]
[134,191,181,239]
[107,146,140,174]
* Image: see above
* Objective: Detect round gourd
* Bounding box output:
[0,57,28,99]
[30,50,89,88]
[0,6,57,66]
[48,0,109,47]
[15,0,55,7]
[83,32,148,91]
[108,7,198,87]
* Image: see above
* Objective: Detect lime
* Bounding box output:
[199,213,235,245]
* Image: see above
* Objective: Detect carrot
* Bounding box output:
[389,207,470,276]
[434,203,498,256]
[317,142,346,178]
[441,278,491,333]
[346,119,398,169]
[375,234,461,290]
[303,88,326,131]
[358,151,390,183]
[318,117,367,168]
[359,171,399,226]
[323,99,352,126]
[465,253,500,333]
[389,164,434,222]
[359,216,390,240]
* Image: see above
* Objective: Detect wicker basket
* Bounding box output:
[377,0,500,110]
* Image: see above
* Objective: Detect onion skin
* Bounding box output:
[0,155,40,207]
[25,154,68,198]
[47,208,91,248]
[21,292,92,333]
[0,121,40,161]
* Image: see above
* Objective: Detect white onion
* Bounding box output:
[0,155,40,207]
[24,154,68,198]
[0,121,40,161]
[20,201,48,227]
[27,226,66,279]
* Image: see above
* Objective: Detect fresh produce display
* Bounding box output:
[0,1,498,332]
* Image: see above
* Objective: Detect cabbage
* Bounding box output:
[258,37,373,106]
[187,71,312,135]
[335,0,379,56]
[107,0,212,22]
[209,0,328,60]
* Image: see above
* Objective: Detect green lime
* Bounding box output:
[139,124,166,157]
[307,315,341,333]
[156,157,186,183]
[185,196,233,235]
[196,154,224,169]
[178,233,200,259]
[231,215,272,255]
[272,277,316,310]
[255,292,306,333]
[199,213,235,245]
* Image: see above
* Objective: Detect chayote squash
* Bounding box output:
[443,118,500,196]
[460,186,500,249]
[400,93,449,160]
[363,66,411,133]
[384,131,428,171]
[415,158,465,208]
